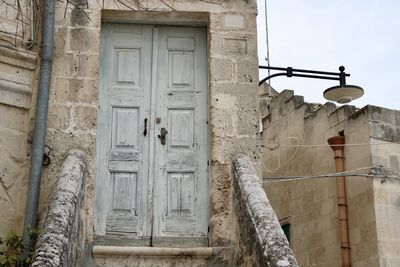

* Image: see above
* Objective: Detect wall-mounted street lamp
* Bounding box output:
[259,66,364,104]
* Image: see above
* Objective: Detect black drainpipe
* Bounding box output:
[22,0,55,258]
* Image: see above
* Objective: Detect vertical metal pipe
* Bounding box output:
[328,135,351,267]
[22,0,55,258]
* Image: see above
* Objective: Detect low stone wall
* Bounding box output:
[232,154,298,267]
[31,149,86,267]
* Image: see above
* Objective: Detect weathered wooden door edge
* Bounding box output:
[151,26,209,241]
[95,23,153,238]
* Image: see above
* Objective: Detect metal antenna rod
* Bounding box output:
[264,0,271,93]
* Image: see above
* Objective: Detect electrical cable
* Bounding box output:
[261,136,299,173]
[260,141,400,150]
[262,165,400,182]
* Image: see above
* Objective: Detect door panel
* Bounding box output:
[106,172,138,233]
[153,27,208,237]
[96,24,208,243]
[96,24,152,237]
[168,110,194,149]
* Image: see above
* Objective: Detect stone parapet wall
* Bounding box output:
[232,154,297,267]
[32,149,86,267]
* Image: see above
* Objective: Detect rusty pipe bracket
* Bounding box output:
[327,136,345,151]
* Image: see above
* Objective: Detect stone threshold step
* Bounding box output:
[93,246,223,258]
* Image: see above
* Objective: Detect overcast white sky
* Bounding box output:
[257,0,400,110]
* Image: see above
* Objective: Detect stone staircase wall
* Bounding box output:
[232,154,298,267]
[31,150,86,267]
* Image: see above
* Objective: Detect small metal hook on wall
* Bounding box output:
[42,145,52,166]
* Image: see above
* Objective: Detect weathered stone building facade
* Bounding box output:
[6,1,399,266]
[262,89,400,267]
[0,0,288,266]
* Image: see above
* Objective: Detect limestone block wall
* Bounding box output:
[261,90,380,267]
[344,108,378,267]
[39,0,260,257]
[366,106,400,266]
[0,43,37,236]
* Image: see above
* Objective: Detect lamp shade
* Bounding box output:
[323,85,364,104]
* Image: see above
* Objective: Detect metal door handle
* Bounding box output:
[158,127,168,145]
[143,118,148,136]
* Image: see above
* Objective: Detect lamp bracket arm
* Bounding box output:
[259,72,288,86]
[258,65,351,86]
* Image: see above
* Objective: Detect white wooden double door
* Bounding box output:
[96,24,208,244]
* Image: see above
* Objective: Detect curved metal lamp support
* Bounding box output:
[259,72,288,85]
[259,65,350,86]
[259,65,364,104]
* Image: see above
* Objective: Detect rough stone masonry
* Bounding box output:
[233,154,298,267]
[32,150,86,267]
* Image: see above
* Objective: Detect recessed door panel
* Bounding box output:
[167,172,195,216]
[115,49,140,85]
[169,51,194,88]
[168,109,194,149]
[112,107,139,149]
[106,172,138,233]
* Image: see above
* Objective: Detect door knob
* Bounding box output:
[158,127,168,145]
